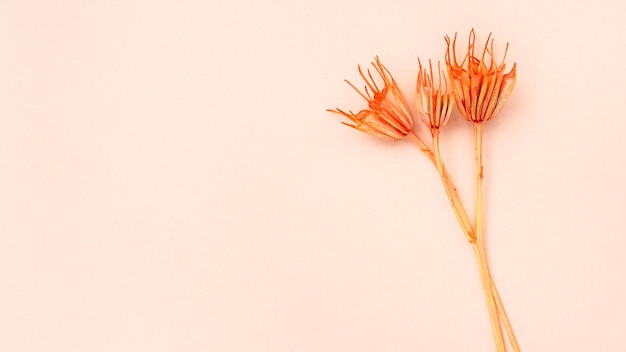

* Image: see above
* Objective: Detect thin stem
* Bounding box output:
[406,131,435,162]
[407,131,474,242]
[407,129,519,351]
[473,243,506,351]
[490,269,521,351]
[431,130,474,242]
[474,122,484,244]
[474,122,506,352]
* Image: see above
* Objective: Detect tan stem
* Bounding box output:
[408,131,474,242]
[474,122,506,352]
[407,129,519,351]
[490,273,521,352]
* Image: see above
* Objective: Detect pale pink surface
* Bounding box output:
[1,1,625,351]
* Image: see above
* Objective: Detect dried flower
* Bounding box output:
[328,57,413,141]
[416,59,455,133]
[445,30,517,122]
[327,32,522,352]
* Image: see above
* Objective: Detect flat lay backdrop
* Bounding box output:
[1,1,625,351]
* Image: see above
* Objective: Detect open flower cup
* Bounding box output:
[445,29,517,123]
[328,30,521,352]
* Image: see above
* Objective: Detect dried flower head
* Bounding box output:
[416,59,455,133]
[445,29,517,122]
[328,57,413,141]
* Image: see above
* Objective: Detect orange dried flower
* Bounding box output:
[328,57,413,141]
[416,59,455,133]
[445,30,517,122]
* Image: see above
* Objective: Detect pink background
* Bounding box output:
[1,1,625,351]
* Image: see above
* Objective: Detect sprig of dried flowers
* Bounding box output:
[328,30,520,352]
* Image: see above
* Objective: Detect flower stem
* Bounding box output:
[474,122,506,352]
[490,272,521,352]
[407,129,519,351]
[431,130,475,242]
[408,131,474,242]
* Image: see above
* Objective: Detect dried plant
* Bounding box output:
[328,30,520,352]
